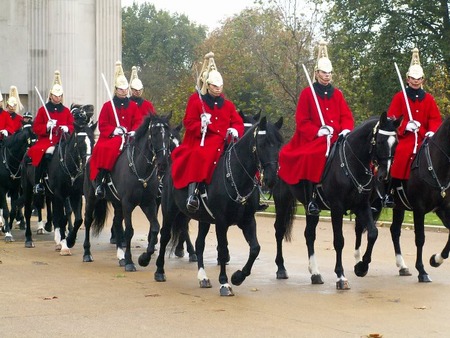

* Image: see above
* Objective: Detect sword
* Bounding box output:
[193,64,209,147]
[34,86,54,141]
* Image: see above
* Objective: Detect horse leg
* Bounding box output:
[154,209,177,282]
[196,221,212,288]
[1,194,14,242]
[122,205,136,272]
[430,209,450,268]
[64,197,74,233]
[230,216,261,287]
[80,186,95,263]
[305,214,324,284]
[110,207,125,246]
[390,209,411,276]
[413,211,431,282]
[185,230,197,262]
[353,205,378,277]
[66,195,83,249]
[330,210,350,290]
[215,222,233,296]
[136,203,159,267]
[112,205,126,267]
[53,196,71,256]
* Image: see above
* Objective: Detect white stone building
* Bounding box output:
[0,0,122,119]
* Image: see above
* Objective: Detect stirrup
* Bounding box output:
[186,195,199,213]
[383,195,395,208]
[95,184,105,199]
[33,183,45,195]
[307,201,320,216]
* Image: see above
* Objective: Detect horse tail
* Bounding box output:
[168,212,190,253]
[91,199,109,236]
[273,179,297,242]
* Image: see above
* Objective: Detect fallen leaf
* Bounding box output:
[414,305,427,310]
[43,296,58,300]
[144,294,160,297]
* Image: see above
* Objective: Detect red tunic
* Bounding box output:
[89,97,140,180]
[9,113,23,134]
[171,92,244,189]
[387,90,442,179]
[278,85,354,184]
[27,103,74,166]
[131,97,156,127]
[0,109,14,136]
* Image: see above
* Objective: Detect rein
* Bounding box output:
[1,144,23,180]
[422,137,450,198]
[222,128,260,204]
[58,131,89,185]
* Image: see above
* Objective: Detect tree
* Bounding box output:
[122,2,207,120]
[315,0,450,119]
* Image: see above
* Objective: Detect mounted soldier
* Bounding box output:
[277,40,355,215]
[6,85,25,134]
[89,61,140,198]
[170,52,244,213]
[0,91,14,138]
[27,70,74,194]
[384,47,442,207]
[129,65,156,126]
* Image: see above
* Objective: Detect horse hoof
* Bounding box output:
[429,255,442,268]
[138,253,151,267]
[220,285,234,297]
[231,270,246,286]
[418,274,432,283]
[118,259,126,267]
[25,241,35,248]
[336,280,351,290]
[83,255,94,262]
[199,279,212,288]
[175,248,185,258]
[154,272,166,282]
[60,249,72,256]
[55,244,62,251]
[354,261,369,277]
[311,274,324,284]
[5,236,14,243]
[399,267,412,276]
[276,270,289,279]
[125,264,136,272]
[189,254,198,262]
[66,238,75,248]
[36,228,45,235]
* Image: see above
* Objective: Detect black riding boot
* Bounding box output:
[186,182,199,213]
[95,169,108,199]
[33,155,50,195]
[304,180,320,216]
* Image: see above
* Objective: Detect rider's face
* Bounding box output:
[208,84,223,97]
[316,70,332,86]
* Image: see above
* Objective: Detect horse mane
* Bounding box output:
[133,115,153,141]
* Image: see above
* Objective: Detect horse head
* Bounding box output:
[71,103,95,130]
[256,115,284,190]
[372,111,403,182]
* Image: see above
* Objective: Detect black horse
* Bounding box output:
[0,125,36,242]
[22,105,96,250]
[70,114,171,270]
[151,117,282,296]
[273,112,402,289]
[371,116,449,282]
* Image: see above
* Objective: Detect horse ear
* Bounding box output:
[394,115,404,129]
[91,121,98,131]
[166,111,173,121]
[380,111,388,124]
[275,116,283,130]
[253,111,261,122]
[175,123,182,132]
[260,116,267,129]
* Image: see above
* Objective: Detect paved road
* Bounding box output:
[1,210,450,337]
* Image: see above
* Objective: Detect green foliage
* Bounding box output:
[122,2,207,122]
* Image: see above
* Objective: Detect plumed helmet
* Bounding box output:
[114,61,129,90]
[197,52,221,95]
[0,92,3,102]
[129,66,143,92]
[407,47,424,79]
[315,40,333,73]
[7,85,24,112]
[206,70,223,87]
[50,70,64,97]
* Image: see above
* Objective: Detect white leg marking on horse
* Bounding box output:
[435,254,444,265]
[36,221,46,234]
[117,248,125,260]
[197,268,208,281]
[354,248,362,263]
[308,254,320,275]
[59,239,72,256]
[54,228,61,244]
[395,254,408,269]
[5,232,14,241]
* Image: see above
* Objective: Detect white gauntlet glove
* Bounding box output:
[339,129,350,137]
[200,113,211,125]
[0,129,8,136]
[227,127,239,139]
[317,125,334,137]
[128,130,136,137]
[405,120,421,132]
[113,126,127,136]
[60,125,69,133]
[425,131,434,138]
[46,119,57,130]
